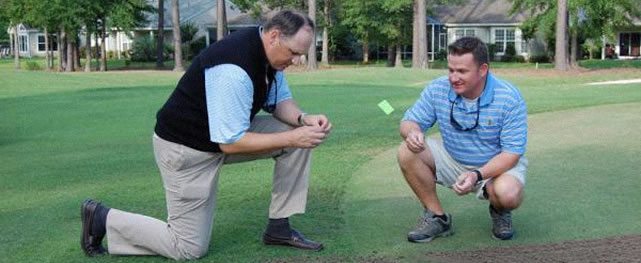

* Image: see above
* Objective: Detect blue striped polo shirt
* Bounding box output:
[403,73,527,166]
[205,64,292,144]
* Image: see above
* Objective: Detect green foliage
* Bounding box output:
[130,36,172,62]
[487,43,497,61]
[501,42,518,62]
[528,54,551,63]
[24,60,41,70]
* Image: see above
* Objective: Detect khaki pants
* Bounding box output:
[106,116,312,260]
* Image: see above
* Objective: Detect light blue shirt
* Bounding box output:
[204,64,292,144]
[403,73,528,166]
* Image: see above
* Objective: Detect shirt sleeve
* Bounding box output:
[500,97,528,155]
[402,84,437,132]
[263,71,293,111]
[205,64,253,144]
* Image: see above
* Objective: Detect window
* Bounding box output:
[494,29,516,53]
[37,35,59,52]
[620,32,640,57]
[439,33,447,50]
[19,35,28,52]
[455,29,475,40]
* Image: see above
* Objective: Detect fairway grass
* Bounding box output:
[2,59,641,262]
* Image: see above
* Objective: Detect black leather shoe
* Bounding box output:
[81,199,107,256]
[263,229,324,251]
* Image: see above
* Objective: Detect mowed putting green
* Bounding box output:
[340,102,641,260]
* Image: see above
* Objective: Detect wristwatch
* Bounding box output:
[297,112,307,126]
[472,169,483,185]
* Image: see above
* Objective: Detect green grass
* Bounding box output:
[2,57,641,262]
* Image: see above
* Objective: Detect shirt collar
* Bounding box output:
[448,72,496,107]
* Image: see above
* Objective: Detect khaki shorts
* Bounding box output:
[426,137,528,200]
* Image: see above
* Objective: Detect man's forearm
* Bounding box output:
[219,131,292,155]
[477,152,520,179]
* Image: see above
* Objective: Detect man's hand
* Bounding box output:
[404,130,425,153]
[452,171,477,195]
[289,125,328,148]
[302,114,332,134]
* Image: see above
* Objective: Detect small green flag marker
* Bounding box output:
[378,100,395,115]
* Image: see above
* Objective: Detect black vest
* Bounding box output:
[154,27,275,152]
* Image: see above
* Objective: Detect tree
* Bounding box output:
[341,0,382,63]
[172,0,184,71]
[555,0,568,70]
[307,0,317,69]
[1,0,27,69]
[157,0,165,68]
[378,0,413,67]
[320,0,331,65]
[413,0,428,69]
[217,0,227,41]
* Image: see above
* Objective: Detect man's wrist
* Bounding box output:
[297,112,307,126]
[472,169,483,184]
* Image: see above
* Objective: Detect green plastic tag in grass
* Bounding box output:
[378,100,394,115]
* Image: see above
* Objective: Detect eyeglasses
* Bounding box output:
[449,98,480,131]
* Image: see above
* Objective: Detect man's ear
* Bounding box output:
[479,63,489,77]
[267,29,280,46]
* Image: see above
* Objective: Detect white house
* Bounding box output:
[611,17,641,59]
[6,24,58,58]
[430,0,545,60]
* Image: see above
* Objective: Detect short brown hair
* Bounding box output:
[448,37,489,66]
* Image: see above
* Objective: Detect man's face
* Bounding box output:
[264,26,313,70]
[447,53,488,98]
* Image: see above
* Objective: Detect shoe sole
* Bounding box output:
[408,229,454,243]
[491,231,514,240]
[263,236,324,251]
[81,199,99,257]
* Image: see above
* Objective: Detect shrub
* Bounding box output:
[25,61,42,71]
[435,49,448,61]
[130,36,158,62]
[500,43,517,62]
[529,54,551,63]
[487,43,497,62]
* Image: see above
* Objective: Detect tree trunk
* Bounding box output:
[85,27,92,72]
[395,44,403,68]
[555,0,569,71]
[58,30,65,71]
[362,39,369,64]
[307,0,318,70]
[75,41,81,70]
[320,0,330,66]
[415,0,428,69]
[412,1,418,67]
[386,44,395,67]
[44,27,51,71]
[95,32,100,71]
[157,0,165,68]
[13,25,20,69]
[570,29,578,68]
[172,0,184,71]
[100,21,107,72]
[216,0,227,41]
[66,35,74,72]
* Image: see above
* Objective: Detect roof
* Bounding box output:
[431,0,528,25]
[143,0,259,29]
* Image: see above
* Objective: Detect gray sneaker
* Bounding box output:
[407,210,453,243]
[489,205,514,240]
